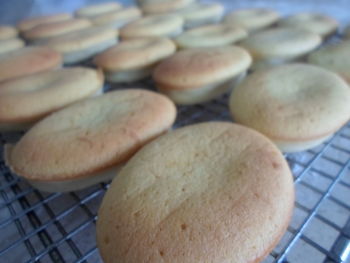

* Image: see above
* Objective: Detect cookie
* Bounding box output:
[40,26,117,64]
[5,89,176,192]
[175,24,247,48]
[0,67,103,131]
[224,8,279,32]
[75,2,122,18]
[94,37,176,82]
[240,28,321,69]
[0,46,61,83]
[120,15,184,39]
[153,46,251,104]
[23,18,92,42]
[308,40,350,83]
[229,63,350,152]
[278,13,338,38]
[97,121,294,263]
[17,13,72,32]
[89,7,142,29]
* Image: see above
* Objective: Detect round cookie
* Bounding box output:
[40,26,117,64]
[0,38,25,55]
[120,15,184,39]
[75,2,122,18]
[308,40,350,83]
[153,46,252,105]
[90,7,142,29]
[175,24,247,48]
[139,0,195,14]
[229,63,350,152]
[0,67,104,132]
[94,38,176,82]
[23,18,92,42]
[174,2,224,28]
[0,25,18,40]
[17,13,72,32]
[224,8,279,32]
[278,13,338,38]
[240,27,321,69]
[96,121,294,263]
[5,89,176,192]
[0,46,62,83]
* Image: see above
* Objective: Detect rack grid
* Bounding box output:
[1,85,350,263]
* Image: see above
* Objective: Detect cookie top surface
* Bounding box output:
[5,89,176,181]
[175,24,247,48]
[17,13,72,32]
[278,13,338,37]
[175,2,224,20]
[90,7,142,26]
[230,63,350,141]
[120,14,183,39]
[23,19,92,41]
[224,8,279,32]
[240,27,321,59]
[308,40,350,83]
[0,46,62,83]
[40,26,117,52]
[75,2,123,18]
[97,121,294,263]
[94,37,176,70]
[153,46,252,89]
[139,0,195,14]
[0,67,103,122]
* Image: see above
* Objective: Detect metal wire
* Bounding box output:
[1,38,350,263]
[1,88,349,263]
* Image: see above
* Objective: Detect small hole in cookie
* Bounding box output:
[272,162,280,169]
[181,223,187,230]
[104,236,110,245]
[134,211,141,217]
[159,250,164,256]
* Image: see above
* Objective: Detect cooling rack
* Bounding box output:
[1,83,350,263]
[1,0,350,261]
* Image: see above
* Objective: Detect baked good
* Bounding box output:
[0,38,25,55]
[174,2,224,28]
[75,2,122,18]
[224,8,279,32]
[175,24,247,48]
[278,13,338,38]
[96,121,294,263]
[0,46,61,83]
[229,63,350,152]
[5,89,176,192]
[240,27,321,69]
[0,67,104,132]
[139,0,195,14]
[94,37,176,82]
[120,15,184,39]
[153,46,251,104]
[308,40,350,83]
[23,18,92,42]
[89,7,142,29]
[40,26,117,64]
[17,13,72,32]
[0,25,18,40]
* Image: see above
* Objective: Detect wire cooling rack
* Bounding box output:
[1,83,350,263]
